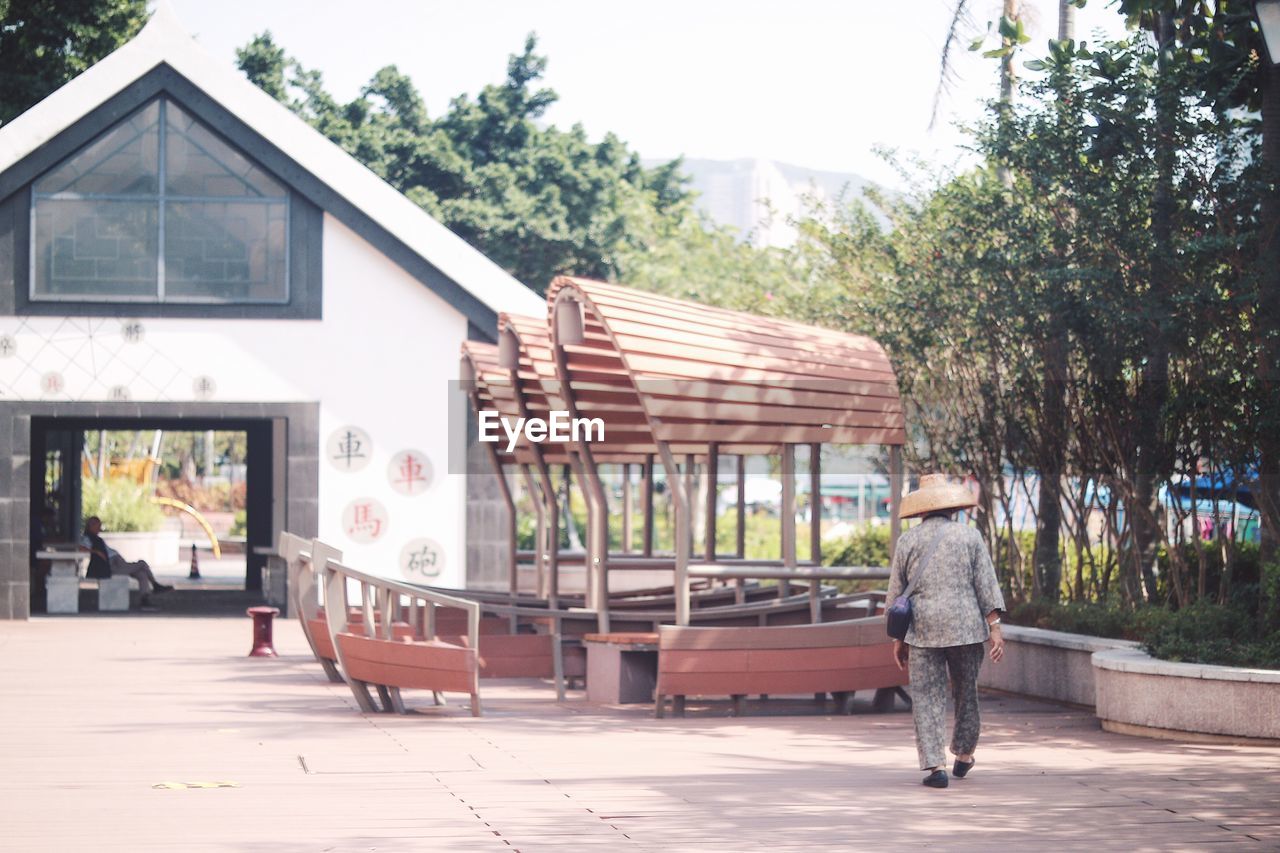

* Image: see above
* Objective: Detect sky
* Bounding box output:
[168,0,1131,189]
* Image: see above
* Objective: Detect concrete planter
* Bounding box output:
[1093,648,1280,742]
[977,624,1138,707]
[102,530,180,568]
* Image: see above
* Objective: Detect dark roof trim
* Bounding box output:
[0,63,501,336]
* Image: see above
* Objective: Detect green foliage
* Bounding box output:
[0,0,147,124]
[1007,599,1137,640]
[81,476,163,533]
[1138,601,1280,669]
[229,510,247,539]
[821,524,891,569]
[1008,596,1280,669]
[236,31,698,292]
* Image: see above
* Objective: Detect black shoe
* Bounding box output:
[922,769,949,788]
[953,759,975,778]
[153,583,174,593]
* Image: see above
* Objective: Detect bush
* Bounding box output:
[1006,599,1136,640]
[1006,597,1280,670]
[1137,601,1280,669]
[822,524,891,568]
[81,477,164,533]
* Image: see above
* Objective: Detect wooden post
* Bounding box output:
[658,442,691,626]
[889,446,904,561]
[810,443,822,564]
[622,463,633,553]
[544,464,560,609]
[520,464,546,599]
[705,443,719,562]
[736,455,746,559]
[781,444,796,601]
[642,454,655,558]
[569,451,609,633]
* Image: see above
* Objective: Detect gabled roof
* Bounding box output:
[0,3,544,330]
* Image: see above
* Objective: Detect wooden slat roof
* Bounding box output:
[459,340,524,463]
[498,313,644,464]
[546,276,905,451]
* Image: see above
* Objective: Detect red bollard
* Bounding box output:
[247,606,280,657]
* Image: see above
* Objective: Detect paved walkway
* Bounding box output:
[1,616,1276,852]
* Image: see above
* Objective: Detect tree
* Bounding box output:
[1116,0,1280,571]
[236,32,694,292]
[0,0,147,125]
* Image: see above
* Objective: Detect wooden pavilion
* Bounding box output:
[464,276,908,631]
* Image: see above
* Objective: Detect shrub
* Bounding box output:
[822,524,891,568]
[81,477,164,533]
[1006,599,1136,640]
[1005,597,1280,669]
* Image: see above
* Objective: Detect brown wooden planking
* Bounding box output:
[494,279,906,455]
[655,423,907,446]
[660,645,897,674]
[644,397,904,429]
[659,618,888,650]
[337,634,476,671]
[340,657,477,695]
[577,281,892,356]
[657,665,906,697]
[610,332,894,378]
[592,311,888,363]
[437,633,556,678]
[335,633,478,694]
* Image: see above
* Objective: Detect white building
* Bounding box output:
[0,6,543,618]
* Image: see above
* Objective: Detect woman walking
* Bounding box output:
[886,474,1006,789]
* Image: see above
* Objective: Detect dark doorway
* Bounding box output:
[30,416,276,613]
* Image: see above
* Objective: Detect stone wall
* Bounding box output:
[1094,648,1280,741]
[977,624,1138,707]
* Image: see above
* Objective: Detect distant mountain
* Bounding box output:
[646,157,882,248]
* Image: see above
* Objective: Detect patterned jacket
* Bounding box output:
[885,516,1005,648]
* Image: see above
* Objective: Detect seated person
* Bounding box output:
[80,516,173,609]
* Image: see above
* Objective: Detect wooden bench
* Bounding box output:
[655,617,908,718]
[322,557,482,717]
[279,533,344,683]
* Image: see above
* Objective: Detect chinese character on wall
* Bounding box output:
[327,425,372,473]
[388,449,433,496]
[342,498,388,544]
[400,538,444,579]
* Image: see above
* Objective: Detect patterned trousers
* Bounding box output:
[907,643,985,770]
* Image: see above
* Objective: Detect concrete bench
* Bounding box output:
[585,632,659,704]
[39,550,132,613]
[655,616,908,718]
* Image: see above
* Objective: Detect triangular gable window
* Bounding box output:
[31,97,289,303]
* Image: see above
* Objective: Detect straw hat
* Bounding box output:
[899,473,977,519]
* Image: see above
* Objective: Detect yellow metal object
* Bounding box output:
[82,456,158,485]
[150,496,222,559]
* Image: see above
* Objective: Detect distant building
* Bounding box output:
[0,7,542,618]
[661,157,879,248]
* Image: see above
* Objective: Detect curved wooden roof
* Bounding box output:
[546,276,905,452]
[459,340,523,463]
[498,312,643,464]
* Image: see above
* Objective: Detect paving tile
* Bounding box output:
[1,616,1277,851]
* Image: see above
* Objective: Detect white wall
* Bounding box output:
[0,212,471,588]
[313,214,468,587]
